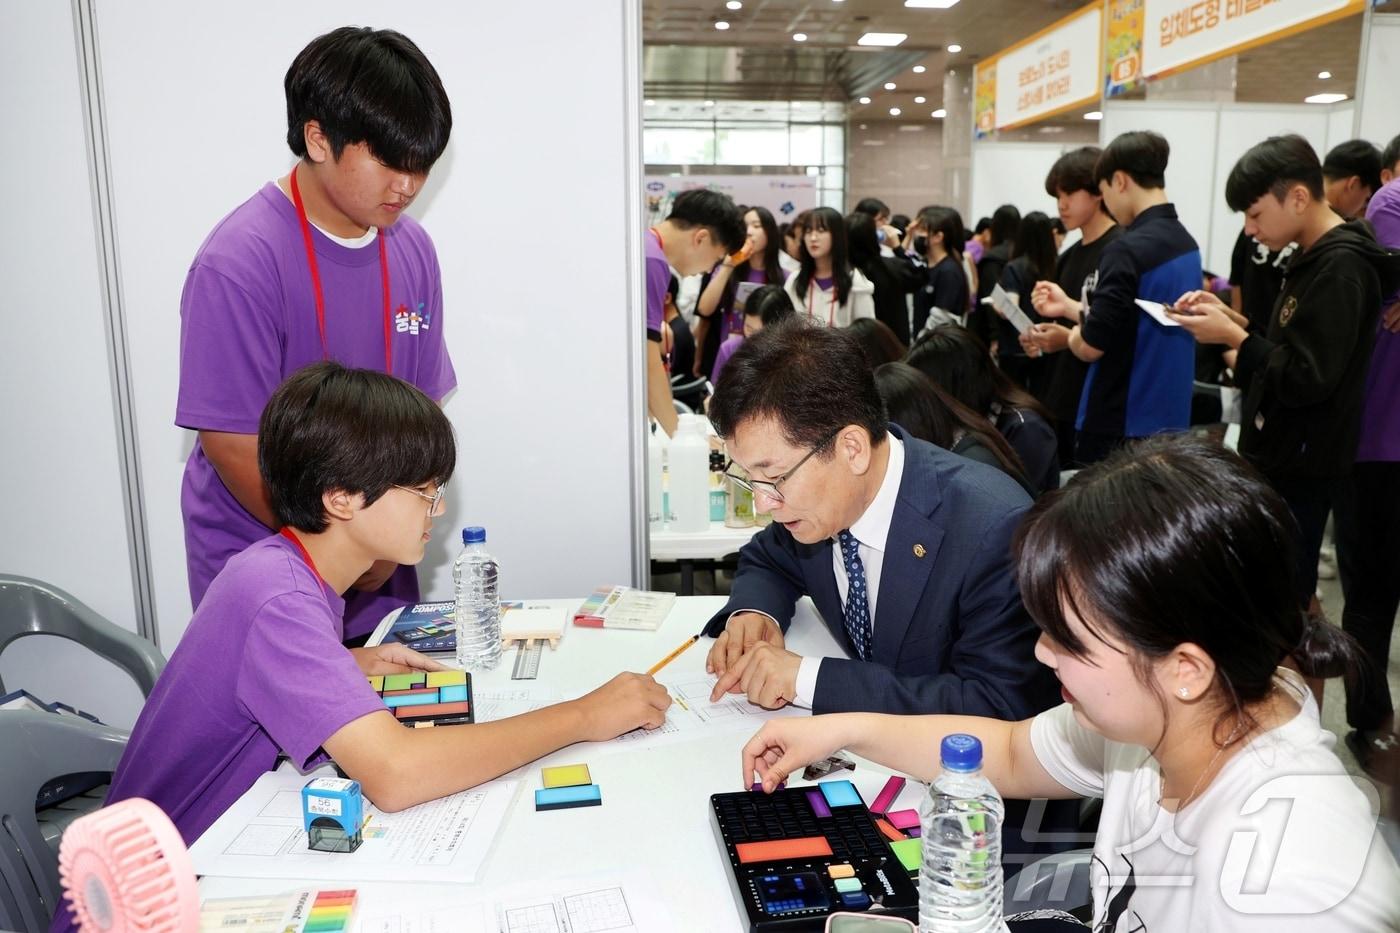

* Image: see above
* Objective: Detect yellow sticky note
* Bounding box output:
[426,671,467,688]
[541,764,592,789]
[367,676,385,692]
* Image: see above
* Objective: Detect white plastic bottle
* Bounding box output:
[453,526,502,670]
[667,416,711,533]
[648,420,669,529]
[918,734,1006,932]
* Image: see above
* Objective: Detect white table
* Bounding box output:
[649,522,761,594]
[196,597,913,932]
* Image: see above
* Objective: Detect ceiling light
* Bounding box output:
[727,0,742,8]
[860,32,908,47]
[714,20,730,30]
[914,96,926,104]
[703,99,715,106]
[884,82,897,90]
[931,109,946,118]
[905,0,960,7]
[947,44,962,53]
[793,32,808,41]
[1305,92,1348,104]
[858,96,871,104]
[1084,111,1103,120]
[912,65,927,74]
[1317,70,1332,79]
[890,107,902,116]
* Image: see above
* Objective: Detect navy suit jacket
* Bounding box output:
[705,426,1059,718]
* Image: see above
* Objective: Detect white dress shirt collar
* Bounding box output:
[844,432,904,552]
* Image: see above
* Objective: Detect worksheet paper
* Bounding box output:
[189,768,519,884]
[989,284,1034,334]
[357,874,670,933]
[571,674,804,755]
[1134,298,1182,327]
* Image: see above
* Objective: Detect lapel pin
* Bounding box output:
[913,544,926,558]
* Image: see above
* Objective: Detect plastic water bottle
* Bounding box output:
[648,421,669,529]
[668,416,712,532]
[918,734,1006,932]
[453,526,502,670]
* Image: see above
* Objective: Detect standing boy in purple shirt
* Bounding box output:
[177,27,456,640]
[52,364,671,933]
[645,189,745,436]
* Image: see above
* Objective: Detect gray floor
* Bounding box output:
[658,554,1400,816]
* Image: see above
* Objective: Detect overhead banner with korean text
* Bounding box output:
[1141,0,1365,80]
[986,2,1104,132]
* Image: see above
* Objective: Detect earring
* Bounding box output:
[1178,688,1189,699]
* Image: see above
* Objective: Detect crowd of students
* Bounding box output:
[48,22,1400,933]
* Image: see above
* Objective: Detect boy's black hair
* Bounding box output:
[1322,138,1383,194]
[854,197,890,218]
[709,320,888,452]
[259,362,456,533]
[1095,131,1170,190]
[890,213,911,233]
[285,26,452,175]
[1383,134,1400,176]
[1224,135,1324,212]
[666,189,746,253]
[744,284,794,327]
[1045,146,1104,197]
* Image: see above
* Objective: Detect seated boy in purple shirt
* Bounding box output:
[52,363,670,932]
[178,27,459,641]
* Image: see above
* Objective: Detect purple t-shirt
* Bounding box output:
[113,535,382,837]
[176,183,456,637]
[712,334,746,383]
[1359,181,1400,461]
[645,231,669,340]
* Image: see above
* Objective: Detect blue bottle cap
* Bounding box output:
[463,526,486,544]
[940,733,983,772]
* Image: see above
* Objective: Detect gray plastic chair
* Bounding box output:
[1003,847,1094,916]
[0,575,165,932]
[0,574,164,697]
[0,711,130,933]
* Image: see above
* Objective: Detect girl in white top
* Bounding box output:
[742,434,1400,931]
[783,206,874,327]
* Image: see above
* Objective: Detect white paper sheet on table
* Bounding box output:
[989,284,1034,334]
[356,873,671,933]
[473,685,559,722]
[189,768,519,884]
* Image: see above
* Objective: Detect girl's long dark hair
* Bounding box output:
[1013,434,1360,745]
[795,207,853,306]
[907,324,1052,423]
[874,362,1027,481]
[1012,210,1058,282]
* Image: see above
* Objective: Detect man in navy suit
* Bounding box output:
[704,322,1058,721]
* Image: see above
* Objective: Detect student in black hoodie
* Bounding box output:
[847,210,922,344]
[1169,135,1400,605]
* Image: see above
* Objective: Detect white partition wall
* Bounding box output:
[1,2,647,653]
[1101,99,1354,275]
[968,141,1072,227]
[1357,13,1400,148]
[0,2,147,726]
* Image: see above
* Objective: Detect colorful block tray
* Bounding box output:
[366,670,473,728]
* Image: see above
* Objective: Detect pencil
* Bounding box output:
[646,634,700,676]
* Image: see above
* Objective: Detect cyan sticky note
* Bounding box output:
[890,837,922,872]
[819,780,863,808]
[438,684,469,703]
[534,784,602,811]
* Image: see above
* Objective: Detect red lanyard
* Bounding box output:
[279,527,327,588]
[807,277,838,326]
[289,164,394,373]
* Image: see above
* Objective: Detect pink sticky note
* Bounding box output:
[870,776,906,815]
[886,808,920,830]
